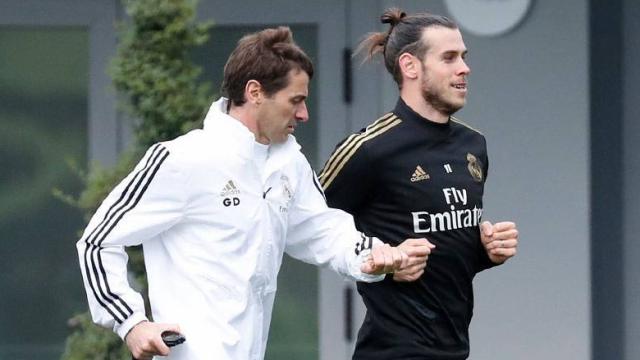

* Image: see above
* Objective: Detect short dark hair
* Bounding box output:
[222,26,314,107]
[357,8,457,86]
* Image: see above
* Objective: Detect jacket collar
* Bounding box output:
[203,98,301,169]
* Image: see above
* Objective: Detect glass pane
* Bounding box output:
[0,27,88,359]
[193,25,319,360]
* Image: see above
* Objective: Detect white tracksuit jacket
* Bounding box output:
[76,98,382,360]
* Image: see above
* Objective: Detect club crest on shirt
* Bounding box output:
[277,175,293,213]
[466,153,483,182]
[281,175,293,201]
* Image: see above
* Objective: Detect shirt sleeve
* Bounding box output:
[285,163,384,282]
[476,137,496,272]
[482,136,490,182]
[318,134,375,214]
[476,238,499,272]
[75,143,188,339]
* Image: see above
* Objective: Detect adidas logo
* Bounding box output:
[220,180,241,197]
[410,166,430,182]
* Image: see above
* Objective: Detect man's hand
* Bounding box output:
[480,221,518,264]
[360,243,409,275]
[126,321,181,360]
[393,238,435,282]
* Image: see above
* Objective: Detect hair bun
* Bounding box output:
[380,8,406,26]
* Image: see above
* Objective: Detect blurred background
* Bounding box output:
[1,0,638,359]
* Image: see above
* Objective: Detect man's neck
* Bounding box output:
[400,90,449,124]
[229,106,269,144]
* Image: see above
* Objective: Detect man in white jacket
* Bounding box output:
[76,26,432,360]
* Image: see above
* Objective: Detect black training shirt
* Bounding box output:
[320,98,495,360]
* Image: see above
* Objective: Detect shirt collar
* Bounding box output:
[203,97,301,165]
[393,97,452,133]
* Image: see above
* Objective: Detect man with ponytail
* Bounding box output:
[320,9,519,359]
[76,26,422,360]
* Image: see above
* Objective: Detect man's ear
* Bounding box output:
[245,79,263,105]
[398,53,419,80]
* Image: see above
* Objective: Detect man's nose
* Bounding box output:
[458,59,471,75]
[296,102,309,122]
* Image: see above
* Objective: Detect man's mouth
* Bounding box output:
[452,82,467,90]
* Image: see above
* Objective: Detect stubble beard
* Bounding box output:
[421,78,465,117]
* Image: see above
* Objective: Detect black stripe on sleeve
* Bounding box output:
[81,144,169,323]
[364,235,373,250]
[311,169,326,202]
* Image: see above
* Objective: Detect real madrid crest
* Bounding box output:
[466,153,483,182]
[281,175,293,202]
